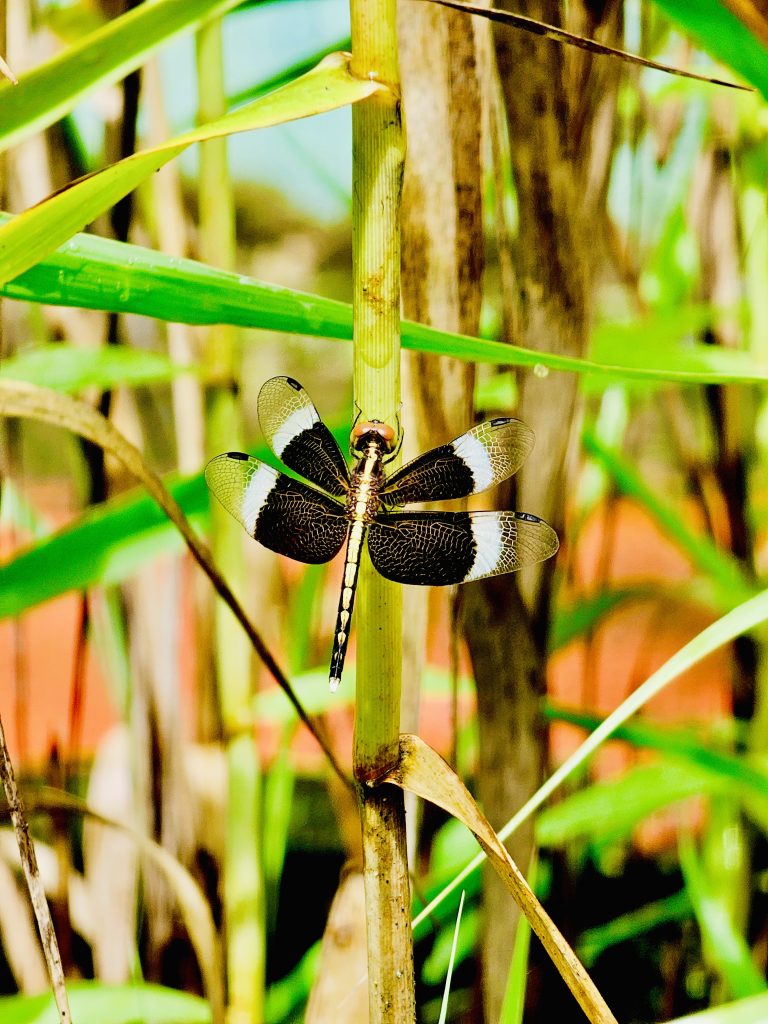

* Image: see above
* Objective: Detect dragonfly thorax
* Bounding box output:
[345,439,386,523]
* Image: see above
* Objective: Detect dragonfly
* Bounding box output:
[205,376,559,691]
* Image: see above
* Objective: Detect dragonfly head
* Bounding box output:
[350,419,397,455]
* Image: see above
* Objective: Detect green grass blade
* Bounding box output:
[577,889,692,967]
[0,54,382,286]
[413,587,768,929]
[0,0,243,154]
[3,227,768,385]
[535,760,732,848]
[0,981,211,1024]
[227,36,352,107]
[679,833,766,999]
[0,474,205,619]
[0,343,189,392]
[667,993,768,1023]
[653,0,768,98]
[499,857,537,1024]
[550,587,655,650]
[544,704,768,800]
[437,891,466,1024]
[583,428,754,605]
[262,725,296,931]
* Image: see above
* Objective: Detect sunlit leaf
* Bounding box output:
[653,0,768,98]
[680,834,766,999]
[0,54,385,286]
[0,0,243,154]
[535,761,729,848]
[0,980,211,1024]
[0,343,189,392]
[667,992,768,1023]
[3,226,768,385]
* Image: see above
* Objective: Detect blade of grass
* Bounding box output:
[422,0,749,89]
[413,586,768,928]
[0,54,386,286]
[386,735,618,1023]
[0,343,189,392]
[263,724,296,932]
[3,228,767,385]
[577,889,692,967]
[679,832,766,998]
[437,891,465,1024]
[583,427,754,605]
[544,704,768,799]
[652,0,768,98]
[666,992,768,1023]
[0,981,212,1024]
[0,0,243,154]
[535,760,737,848]
[499,856,537,1024]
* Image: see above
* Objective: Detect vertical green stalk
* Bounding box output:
[350,2,414,1020]
[196,20,264,1024]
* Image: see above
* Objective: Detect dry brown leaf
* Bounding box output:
[382,734,619,1024]
[305,869,369,1023]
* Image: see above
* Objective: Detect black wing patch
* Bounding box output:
[380,418,534,506]
[205,452,348,564]
[367,510,558,585]
[257,376,350,497]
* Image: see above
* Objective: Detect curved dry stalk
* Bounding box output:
[0,717,71,1024]
[26,786,224,1022]
[383,734,619,1024]
[421,0,750,90]
[0,379,350,789]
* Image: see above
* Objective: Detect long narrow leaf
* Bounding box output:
[653,0,768,98]
[413,587,768,927]
[583,428,754,605]
[0,343,189,392]
[423,0,748,90]
[0,982,211,1024]
[3,227,768,385]
[679,834,766,998]
[0,54,384,286]
[0,0,243,154]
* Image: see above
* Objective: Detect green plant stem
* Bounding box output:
[196,19,264,1024]
[349,0,414,1020]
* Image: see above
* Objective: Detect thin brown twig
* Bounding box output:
[0,715,71,1024]
[419,0,751,91]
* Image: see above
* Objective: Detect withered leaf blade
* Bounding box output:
[382,734,619,1024]
[417,0,751,91]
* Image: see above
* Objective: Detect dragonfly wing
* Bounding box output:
[257,376,350,497]
[205,452,348,564]
[380,417,534,506]
[367,510,558,585]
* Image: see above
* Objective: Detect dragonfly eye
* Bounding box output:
[351,419,397,453]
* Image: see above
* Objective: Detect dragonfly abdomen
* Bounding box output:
[329,519,368,692]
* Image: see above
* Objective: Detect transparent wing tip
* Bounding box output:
[329,676,341,693]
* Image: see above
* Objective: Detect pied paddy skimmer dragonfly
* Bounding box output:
[205,376,559,691]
